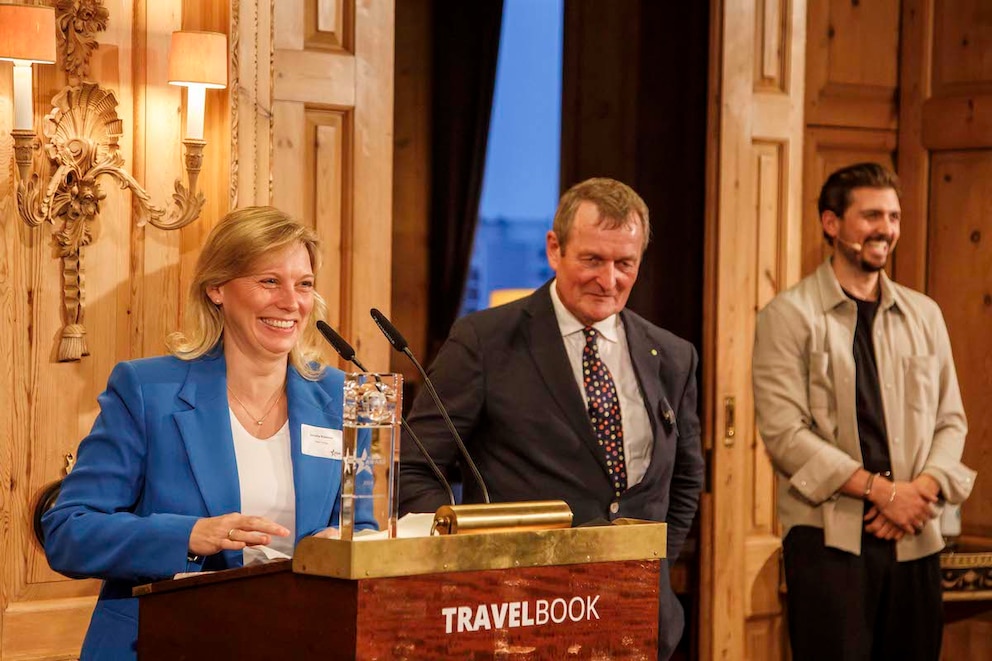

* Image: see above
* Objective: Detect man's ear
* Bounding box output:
[821,210,840,243]
[546,231,562,271]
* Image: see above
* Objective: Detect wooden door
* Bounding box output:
[700,0,808,658]
[234,0,395,373]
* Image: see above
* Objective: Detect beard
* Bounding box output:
[857,256,886,273]
[838,233,893,273]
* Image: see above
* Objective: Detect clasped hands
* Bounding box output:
[863,474,940,541]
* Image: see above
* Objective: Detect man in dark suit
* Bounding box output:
[400,177,704,659]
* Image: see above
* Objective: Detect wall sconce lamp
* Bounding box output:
[168,30,228,219]
[0,2,229,361]
[0,3,56,181]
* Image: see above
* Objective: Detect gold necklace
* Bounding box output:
[227,384,284,426]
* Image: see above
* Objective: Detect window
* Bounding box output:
[460,0,563,315]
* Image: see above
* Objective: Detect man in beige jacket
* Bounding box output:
[753,163,976,660]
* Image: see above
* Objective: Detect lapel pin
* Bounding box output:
[650,349,658,356]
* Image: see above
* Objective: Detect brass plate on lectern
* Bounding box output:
[292,520,666,580]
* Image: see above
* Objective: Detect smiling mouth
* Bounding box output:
[864,234,893,247]
[862,239,891,256]
[261,318,296,329]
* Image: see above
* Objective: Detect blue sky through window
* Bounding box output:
[461,0,563,314]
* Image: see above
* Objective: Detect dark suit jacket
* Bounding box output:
[399,282,704,658]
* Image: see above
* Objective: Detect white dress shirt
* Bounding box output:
[549,281,654,487]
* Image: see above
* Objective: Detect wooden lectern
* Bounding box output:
[135,521,666,659]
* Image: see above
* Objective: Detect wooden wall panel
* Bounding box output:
[805,0,901,128]
[755,0,788,91]
[932,0,992,94]
[305,0,352,52]
[272,102,349,364]
[272,100,309,220]
[897,1,992,657]
[927,152,992,539]
[752,145,784,537]
[894,0,932,294]
[742,139,793,629]
[348,0,394,372]
[312,115,348,335]
[232,0,275,208]
[900,0,992,546]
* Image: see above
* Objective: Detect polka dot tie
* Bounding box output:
[581,327,627,497]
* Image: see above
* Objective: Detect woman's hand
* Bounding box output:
[189,513,290,556]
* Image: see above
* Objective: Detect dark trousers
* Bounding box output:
[782,525,942,661]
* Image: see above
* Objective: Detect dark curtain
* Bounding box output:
[560,0,708,355]
[427,1,504,361]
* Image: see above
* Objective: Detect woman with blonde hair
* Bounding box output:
[43,206,359,660]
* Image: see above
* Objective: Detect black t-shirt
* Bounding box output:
[844,290,892,476]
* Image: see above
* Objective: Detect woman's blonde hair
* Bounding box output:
[166,206,328,380]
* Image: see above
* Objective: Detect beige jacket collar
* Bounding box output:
[815,258,903,314]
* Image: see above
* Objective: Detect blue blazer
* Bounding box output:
[42,353,349,660]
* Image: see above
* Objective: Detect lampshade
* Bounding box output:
[0,3,57,64]
[168,31,227,89]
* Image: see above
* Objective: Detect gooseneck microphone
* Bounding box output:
[369,308,492,504]
[315,320,455,506]
[316,320,360,365]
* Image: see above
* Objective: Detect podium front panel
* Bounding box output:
[137,559,660,659]
[137,523,665,659]
[353,559,659,658]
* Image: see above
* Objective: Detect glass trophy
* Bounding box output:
[340,372,402,540]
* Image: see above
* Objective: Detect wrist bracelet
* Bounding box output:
[864,472,877,499]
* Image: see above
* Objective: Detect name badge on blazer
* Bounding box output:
[660,397,677,435]
[301,424,343,460]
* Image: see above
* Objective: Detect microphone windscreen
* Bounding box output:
[316,320,356,361]
[370,308,409,351]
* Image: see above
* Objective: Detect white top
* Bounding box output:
[549,281,654,488]
[230,411,296,560]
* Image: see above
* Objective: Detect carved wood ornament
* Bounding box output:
[14,0,206,361]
